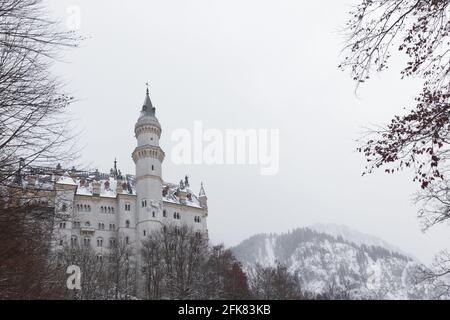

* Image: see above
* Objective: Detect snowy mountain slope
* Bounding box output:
[308,223,415,260]
[232,226,433,299]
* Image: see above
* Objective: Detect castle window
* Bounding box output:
[163,210,167,218]
[142,199,147,208]
[173,212,181,220]
[71,236,78,246]
[98,222,105,230]
[109,238,116,248]
[97,237,103,247]
[87,205,91,212]
[76,204,80,211]
[84,204,87,211]
[59,222,66,229]
[109,223,116,230]
[152,211,156,218]
[61,204,67,212]
[85,221,90,227]
[125,236,129,245]
[152,165,154,171]
[125,203,131,211]
[84,238,91,246]
[100,206,104,213]
[97,255,103,262]
[59,239,64,246]
[143,230,146,237]
[125,220,130,228]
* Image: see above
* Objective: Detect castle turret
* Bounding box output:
[132,87,165,243]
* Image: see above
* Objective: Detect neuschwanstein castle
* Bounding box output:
[23,88,208,252]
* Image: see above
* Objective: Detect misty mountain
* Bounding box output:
[232,224,433,299]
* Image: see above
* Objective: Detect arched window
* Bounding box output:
[152,165,155,171]
[143,230,146,237]
[109,238,116,248]
[100,206,104,213]
[87,205,91,212]
[97,237,103,247]
[142,199,147,208]
[152,211,156,218]
[163,210,167,218]
[125,203,131,211]
[71,236,78,246]
[173,212,177,219]
[84,238,91,246]
[125,220,130,228]
[98,222,105,230]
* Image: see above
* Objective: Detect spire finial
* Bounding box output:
[145,82,150,95]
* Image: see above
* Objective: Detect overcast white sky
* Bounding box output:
[47,0,450,263]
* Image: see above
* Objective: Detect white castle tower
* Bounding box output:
[132,87,165,244]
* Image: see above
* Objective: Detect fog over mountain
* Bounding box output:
[232,224,442,299]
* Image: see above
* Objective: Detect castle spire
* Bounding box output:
[199,182,206,197]
[114,158,118,176]
[142,82,154,114]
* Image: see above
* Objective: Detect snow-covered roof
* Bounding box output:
[18,166,205,209]
[56,172,77,186]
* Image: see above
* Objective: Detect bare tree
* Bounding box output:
[0,0,80,299]
[248,262,305,300]
[141,225,209,299]
[413,250,450,299]
[340,0,450,288]
[340,0,449,189]
[53,240,136,300]
[201,244,250,300]
[0,0,80,179]
[108,238,136,300]
[141,226,250,300]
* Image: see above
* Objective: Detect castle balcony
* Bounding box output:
[80,226,95,234]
